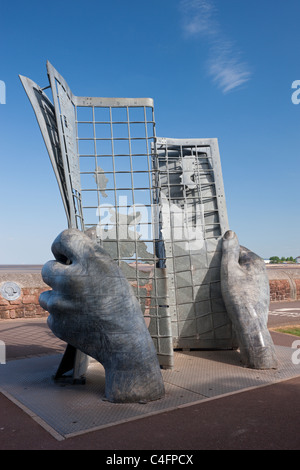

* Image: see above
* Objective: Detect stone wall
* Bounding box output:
[0,264,299,320]
[0,270,48,320]
[266,265,300,302]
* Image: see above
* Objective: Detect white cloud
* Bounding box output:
[179,0,251,93]
[179,0,217,37]
[207,42,251,93]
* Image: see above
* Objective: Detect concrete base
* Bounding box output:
[0,346,299,441]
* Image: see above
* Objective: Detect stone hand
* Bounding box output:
[221,230,278,369]
[39,228,165,403]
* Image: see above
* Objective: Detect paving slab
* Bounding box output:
[0,344,299,441]
[1,316,300,450]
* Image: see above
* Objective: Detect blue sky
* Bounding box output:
[0,0,300,263]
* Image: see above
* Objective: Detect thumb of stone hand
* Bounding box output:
[221,230,242,276]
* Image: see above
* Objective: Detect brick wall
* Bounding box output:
[267,266,300,302]
[269,280,291,302]
[0,287,47,319]
[0,265,299,320]
[0,271,48,320]
[296,279,300,299]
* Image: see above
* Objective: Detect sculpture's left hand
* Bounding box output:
[39,228,165,403]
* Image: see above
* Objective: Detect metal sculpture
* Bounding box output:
[20,62,277,393]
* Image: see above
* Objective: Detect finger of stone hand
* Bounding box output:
[52,228,110,265]
[222,230,240,267]
[51,228,93,264]
[239,245,266,274]
[39,289,76,314]
[41,259,74,291]
[39,290,52,310]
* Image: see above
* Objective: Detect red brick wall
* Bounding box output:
[295,279,300,300]
[269,280,291,302]
[0,287,47,320]
[0,267,300,320]
[267,266,300,302]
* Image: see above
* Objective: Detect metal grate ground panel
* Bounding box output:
[0,346,299,440]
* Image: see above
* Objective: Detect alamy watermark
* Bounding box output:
[291,340,300,365]
[95,196,205,252]
[0,340,6,364]
[290,85,300,362]
[0,80,6,104]
[291,80,300,104]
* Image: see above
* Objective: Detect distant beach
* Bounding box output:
[0,265,43,273]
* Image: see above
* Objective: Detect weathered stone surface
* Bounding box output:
[39,228,165,403]
[221,230,278,370]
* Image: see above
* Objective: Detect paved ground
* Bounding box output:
[0,303,300,451]
[268,300,300,328]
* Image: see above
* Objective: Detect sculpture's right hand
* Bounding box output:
[221,230,278,369]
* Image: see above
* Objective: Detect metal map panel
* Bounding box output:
[155,138,235,350]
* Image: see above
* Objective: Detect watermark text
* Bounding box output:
[0,340,6,364]
[291,340,300,365]
[0,80,6,104]
[291,80,300,104]
[95,196,205,251]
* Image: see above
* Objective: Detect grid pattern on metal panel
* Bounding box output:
[19,76,71,225]
[155,139,234,349]
[48,72,84,230]
[46,63,173,367]
[75,105,172,366]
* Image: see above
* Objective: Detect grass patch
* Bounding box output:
[273,326,300,337]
